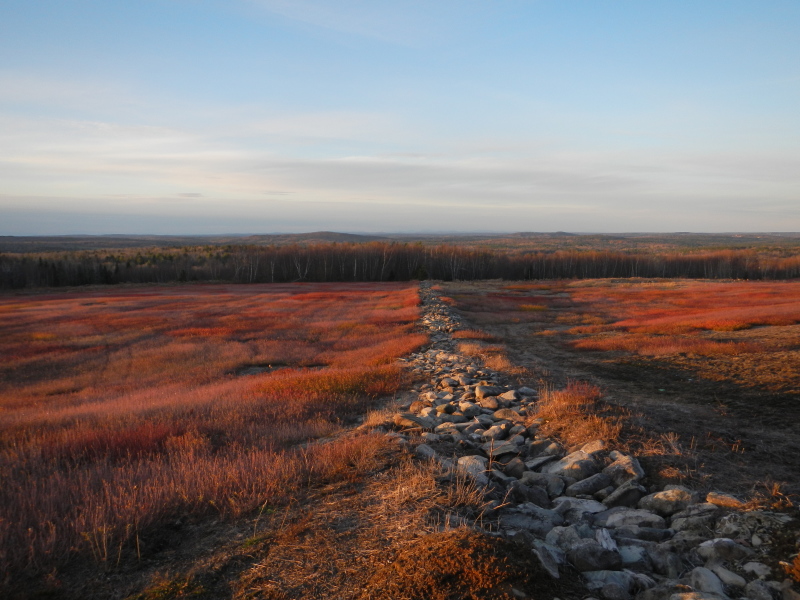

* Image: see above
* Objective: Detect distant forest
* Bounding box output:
[3,241,800,289]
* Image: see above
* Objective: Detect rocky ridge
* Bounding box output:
[370,283,799,600]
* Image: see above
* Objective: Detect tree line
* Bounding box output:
[2,242,800,289]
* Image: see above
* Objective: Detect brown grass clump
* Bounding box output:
[452,329,498,341]
[358,528,579,600]
[534,382,624,449]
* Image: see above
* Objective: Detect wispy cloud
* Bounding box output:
[245,0,456,45]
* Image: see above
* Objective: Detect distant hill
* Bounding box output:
[1,231,800,253]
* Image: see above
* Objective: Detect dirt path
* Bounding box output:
[442,280,800,499]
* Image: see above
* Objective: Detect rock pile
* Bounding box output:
[377,283,798,600]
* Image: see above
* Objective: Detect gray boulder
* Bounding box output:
[393,412,437,431]
[475,385,505,399]
[696,538,754,562]
[568,539,623,572]
[639,486,697,517]
[689,567,727,598]
[544,450,600,481]
[603,451,646,487]
[457,455,489,486]
[603,481,648,508]
[567,472,613,497]
[594,507,667,529]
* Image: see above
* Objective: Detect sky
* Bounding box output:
[1,1,799,235]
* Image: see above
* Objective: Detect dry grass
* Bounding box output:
[0,282,425,584]
[455,341,524,376]
[224,453,524,600]
[452,329,498,341]
[533,382,624,449]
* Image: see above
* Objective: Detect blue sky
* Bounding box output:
[1,0,799,234]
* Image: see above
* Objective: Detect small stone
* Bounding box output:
[593,507,667,530]
[493,407,524,422]
[483,424,508,441]
[530,539,566,579]
[618,543,652,571]
[639,487,697,517]
[543,450,600,481]
[706,492,745,510]
[566,473,613,497]
[503,457,527,479]
[457,455,489,486]
[582,571,636,595]
[553,497,608,523]
[546,524,594,551]
[393,412,437,431]
[708,564,745,589]
[689,567,727,598]
[602,452,645,487]
[742,562,771,579]
[696,538,754,562]
[602,481,647,508]
[478,396,499,409]
[475,385,505,399]
[745,580,775,600]
[567,539,623,572]
[581,440,608,456]
[518,386,537,396]
[499,389,521,401]
[414,444,436,460]
[525,454,560,471]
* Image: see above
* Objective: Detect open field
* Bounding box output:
[443,279,800,498]
[0,282,425,589]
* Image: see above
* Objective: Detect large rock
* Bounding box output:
[457,455,489,486]
[689,567,727,598]
[705,492,745,510]
[477,396,499,410]
[499,389,520,401]
[554,497,608,523]
[696,538,754,562]
[475,385,505,399]
[543,450,600,481]
[707,564,745,589]
[744,580,775,600]
[639,487,697,516]
[521,471,566,498]
[594,507,667,529]
[566,472,613,497]
[530,539,566,579]
[670,504,721,534]
[458,401,482,417]
[493,408,524,422]
[545,524,595,551]
[508,480,550,506]
[646,543,684,578]
[568,539,623,572]
[618,542,653,571]
[393,412,437,431]
[500,504,564,537]
[583,570,639,597]
[525,454,560,471]
[603,451,646,487]
[603,481,648,508]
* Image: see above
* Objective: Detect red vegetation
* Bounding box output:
[0,283,424,578]
[560,280,800,356]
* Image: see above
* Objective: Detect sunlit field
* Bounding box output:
[0,283,425,579]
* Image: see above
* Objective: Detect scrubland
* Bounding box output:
[0,283,425,584]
